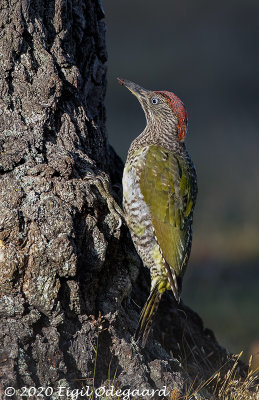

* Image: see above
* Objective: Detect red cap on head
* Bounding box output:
[155,90,187,141]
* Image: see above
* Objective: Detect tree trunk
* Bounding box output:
[0,1,250,399]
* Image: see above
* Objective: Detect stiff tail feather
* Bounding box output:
[164,261,180,303]
[135,283,162,347]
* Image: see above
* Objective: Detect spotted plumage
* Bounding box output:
[119,78,197,346]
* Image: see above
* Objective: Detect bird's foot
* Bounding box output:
[85,170,125,231]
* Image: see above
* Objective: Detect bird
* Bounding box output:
[118,78,198,347]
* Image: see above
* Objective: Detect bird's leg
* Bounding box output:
[85,170,125,230]
[93,176,125,230]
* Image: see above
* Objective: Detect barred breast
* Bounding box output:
[123,146,167,279]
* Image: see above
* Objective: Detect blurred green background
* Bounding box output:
[103,0,259,364]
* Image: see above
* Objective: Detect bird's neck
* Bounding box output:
[128,124,185,158]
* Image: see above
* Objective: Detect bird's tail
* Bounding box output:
[135,282,162,347]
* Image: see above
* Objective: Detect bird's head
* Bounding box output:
[118,78,187,142]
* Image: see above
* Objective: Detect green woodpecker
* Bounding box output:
[118,78,197,347]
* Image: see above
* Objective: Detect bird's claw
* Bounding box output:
[115,217,122,230]
[85,171,125,231]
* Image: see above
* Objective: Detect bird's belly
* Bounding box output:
[123,155,166,276]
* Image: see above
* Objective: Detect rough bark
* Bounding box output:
[0,1,250,399]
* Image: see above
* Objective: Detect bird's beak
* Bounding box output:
[117,78,149,100]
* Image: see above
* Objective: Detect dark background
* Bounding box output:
[103,0,259,365]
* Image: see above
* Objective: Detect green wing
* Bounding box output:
[140,145,195,276]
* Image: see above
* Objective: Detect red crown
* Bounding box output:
[155,90,187,141]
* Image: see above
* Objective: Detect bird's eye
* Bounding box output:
[151,97,159,105]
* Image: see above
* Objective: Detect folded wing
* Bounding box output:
[140,145,194,277]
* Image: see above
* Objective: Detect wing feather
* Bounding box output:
[140,145,195,276]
